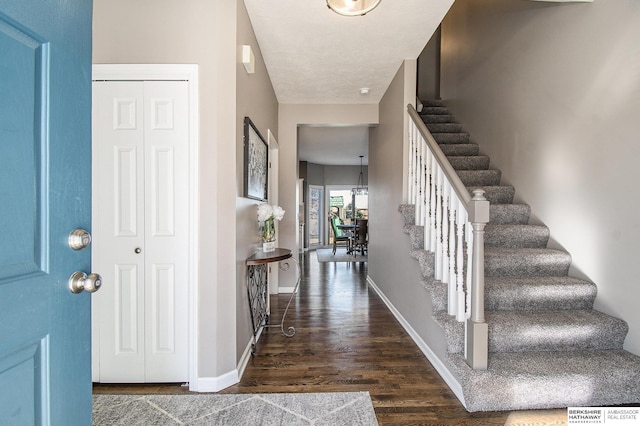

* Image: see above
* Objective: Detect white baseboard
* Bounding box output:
[189,335,261,393]
[366,275,466,406]
[189,369,239,393]
[278,286,296,294]
[237,335,256,380]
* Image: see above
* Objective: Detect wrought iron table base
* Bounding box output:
[246,249,301,355]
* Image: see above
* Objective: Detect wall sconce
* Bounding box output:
[242,45,255,74]
[327,0,381,16]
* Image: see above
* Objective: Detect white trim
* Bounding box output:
[236,338,254,380]
[278,286,296,294]
[366,275,467,407]
[189,370,239,393]
[91,64,201,391]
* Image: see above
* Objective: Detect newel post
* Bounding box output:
[466,189,489,370]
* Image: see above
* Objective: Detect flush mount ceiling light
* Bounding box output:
[327,0,382,16]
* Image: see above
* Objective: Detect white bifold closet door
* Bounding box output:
[92,81,189,382]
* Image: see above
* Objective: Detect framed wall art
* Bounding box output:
[243,117,268,201]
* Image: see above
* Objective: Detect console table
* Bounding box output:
[246,248,301,355]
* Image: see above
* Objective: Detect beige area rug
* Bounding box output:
[504,409,567,426]
[316,247,367,263]
[93,392,377,425]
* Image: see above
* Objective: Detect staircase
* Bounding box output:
[400,100,640,412]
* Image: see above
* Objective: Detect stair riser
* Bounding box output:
[486,282,596,311]
[485,251,571,277]
[487,312,628,353]
[421,106,449,115]
[426,123,464,133]
[485,225,550,248]
[421,100,445,107]
[440,144,479,156]
[490,204,531,225]
[448,156,490,170]
[433,133,470,144]
[457,170,502,186]
[421,114,454,124]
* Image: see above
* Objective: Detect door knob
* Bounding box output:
[69,271,103,294]
[135,247,142,254]
[68,228,92,250]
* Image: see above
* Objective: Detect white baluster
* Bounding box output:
[442,181,450,285]
[449,194,458,297]
[428,153,437,253]
[456,207,467,321]
[423,148,432,248]
[434,167,443,280]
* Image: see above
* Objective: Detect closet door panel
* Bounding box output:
[143,81,189,382]
[92,82,145,382]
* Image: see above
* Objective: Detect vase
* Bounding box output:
[262,216,276,252]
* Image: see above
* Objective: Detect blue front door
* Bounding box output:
[0,0,93,424]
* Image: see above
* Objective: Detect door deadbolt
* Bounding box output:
[68,228,92,250]
[69,271,103,294]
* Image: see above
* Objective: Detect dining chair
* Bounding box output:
[329,216,351,255]
[352,219,368,255]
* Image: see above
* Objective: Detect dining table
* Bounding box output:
[336,223,358,254]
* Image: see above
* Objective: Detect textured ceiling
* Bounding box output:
[243,0,453,165]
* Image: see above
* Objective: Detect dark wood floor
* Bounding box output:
[94,251,510,425]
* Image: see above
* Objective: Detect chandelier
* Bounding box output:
[327,0,381,16]
[353,155,368,196]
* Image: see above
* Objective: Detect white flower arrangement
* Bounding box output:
[257,203,285,222]
[257,204,284,251]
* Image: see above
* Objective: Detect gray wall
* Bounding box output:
[441,0,640,355]
[417,27,441,101]
[235,0,279,363]
[369,60,450,371]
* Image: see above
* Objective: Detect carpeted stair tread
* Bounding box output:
[485,224,549,248]
[457,169,502,186]
[486,310,628,352]
[447,155,490,170]
[440,143,479,156]
[485,276,596,311]
[433,132,470,144]
[467,185,515,204]
[420,114,455,124]
[450,350,640,411]
[485,248,571,277]
[426,122,464,133]
[490,204,531,224]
